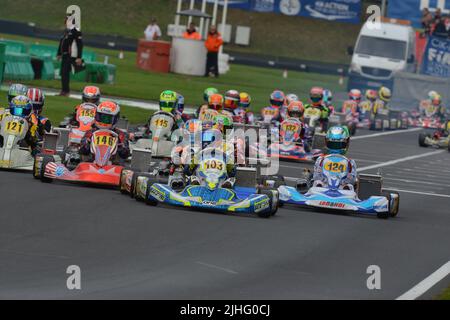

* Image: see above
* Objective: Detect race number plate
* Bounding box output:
[4,120,25,135]
[202,159,225,172]
[324,160,347,174]
[93,134,117,147]
[152,118,170,128]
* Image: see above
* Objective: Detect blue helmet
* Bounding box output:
[325,126,350,155]
[323,89,333,103]
[9,95,33,118]
[177,93,185,113]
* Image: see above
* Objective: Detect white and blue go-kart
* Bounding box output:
[133,149,279,218]
[278,155,400,219]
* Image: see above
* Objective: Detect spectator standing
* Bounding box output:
[434,8,442,24]
[421,8,433,36]
[433,17,448,38]
[183,22,202,40]
[144,18,162,41]
[57,14,83,96]
[204,25,223,78]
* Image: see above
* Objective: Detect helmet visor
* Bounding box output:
[9,107,31,117]
[160,100,176,112]
[326,140,348,150]
[270,99,284,107]
[95,112,116,125]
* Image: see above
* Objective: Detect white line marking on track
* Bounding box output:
[358,150,445,172]
[396,261,450,300]
[384,176,450,188]
[196,262,238,275]
[386,188,450,199]
[352,128,422,140]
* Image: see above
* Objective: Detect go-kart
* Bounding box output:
[130,111,178,158]
[328,100,360,136]
[268,118,322,162]
[409,101,444,129]
[34,129,124,186]
[276,154,400,219]
[131,149,279,218]
[418,130,450,151]
[0,114,39,171]
[369,102,408,131]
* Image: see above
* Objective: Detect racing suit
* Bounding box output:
[312,154,357,190]
[304,103,331,132]
[143,110,184,139]
[30,113,52,138]
[0,116,42,156]
[79,125,130,162]
[231,107,254,124]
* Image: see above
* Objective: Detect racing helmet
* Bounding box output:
[203,87,218,103]
[159,90,178,114]
[27,88,45,115]
[286,93,299,106]
[82,86,101,105]
[177,93,185,113]
[270,90,286,108]
[378,87,392,103]
[431,94,442,106]
[213,114,233,134]
[325,126,350,155]
[323,89,333,103]
[365,89,378,102]
[349,89,362,102]
[239,92,251,109]
[8,84,28,103]
[224,90,240,110]
[287,101,305,119]
[428,90,439,100]
[9,95,33,118]
[95,101,120,129]
[309,87,324,104]
[208,93,224,111]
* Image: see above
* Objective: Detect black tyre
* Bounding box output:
[32,154,44,180]
[257,188,279,218]
[39,155,55,183]
[349,123,357,136]
[418,133,429,147]
[384,191,400,218]
[133,173,157,202]
[145,182,158,206]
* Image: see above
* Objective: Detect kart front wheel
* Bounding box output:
[418,133,429,147]
[257,189,279,218]
[38,155,54,183]
[145,183,158,206]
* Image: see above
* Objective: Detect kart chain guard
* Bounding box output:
[131,148,152,172]
[358,173,383,200]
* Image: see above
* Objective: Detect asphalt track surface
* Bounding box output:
[0,128,449,299]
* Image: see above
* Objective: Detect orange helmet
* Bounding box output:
[239,92,251,109]
[95,101,120,129]
[208,93,224,111]
[82,86,101,105]
[287,101,305,119]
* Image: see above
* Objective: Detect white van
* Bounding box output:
[347,20,416,91]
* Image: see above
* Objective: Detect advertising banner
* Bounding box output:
[198,0,362,23]
[421,36,450,78]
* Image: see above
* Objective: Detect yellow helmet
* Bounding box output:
[378,87,392,103]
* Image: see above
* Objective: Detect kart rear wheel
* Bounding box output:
[39,155,54,183]
[133,173,157,202]
[418,133,429,147]
[348,123,357,136]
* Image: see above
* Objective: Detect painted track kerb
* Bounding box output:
[396,261,450,300]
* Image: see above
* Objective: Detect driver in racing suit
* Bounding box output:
[184,116,237,189]
[232,92,254,124]
[79,101,130,163]
[304,87,331,132]
[27,88,52,136]
[1,84,29,121]
[311,125,357,190]
[1,95,42,156]
[68,86,102,127]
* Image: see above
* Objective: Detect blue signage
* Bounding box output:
[421,36,450,78]
[200,0,362,24]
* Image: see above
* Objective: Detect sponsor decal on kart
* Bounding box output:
[254,198,270,212]
[150,186,165,201]
[202,200,216,206]
[307,200,352,210]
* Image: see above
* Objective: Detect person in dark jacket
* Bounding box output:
[57,15,83,96]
